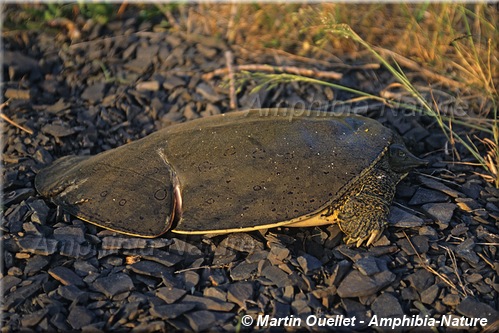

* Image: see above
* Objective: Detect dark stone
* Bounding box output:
[461,181,482,199]
[442,293,461,306]
[267,246,291,265]
[180,271,200,290]
[196,83,223,103]
[181,294,234,312]
[420,284,440,304]
[155,287,186,304]
[93,273,134,298]
[456,197,481,212]
[409,188,449,205]
[128,260,172,278]
[421,203,456,229]
[401,287,419,301]
[58,284,88,302]
[337,270,395,298]
[418,176,462,198]
[371,293,404,317]
[406,269,434,292]
[397,235,429,255]
[17,236,58,256]
[53,226,86,244]
[184,310,217,332]
[456,297,499,323]
[169,238,203,258]
[81,83,106,104]
[3,274,46,310]
[4,188,36,206]
[220,233,264,253]
[355,257,381,276]
[20,309,49,327]
[4,51,41,80]
[150,302,195,320]
[48,266,86,287]
[59,242,96,259]
[204,287,227,302]
[341,299,370,329]
[418,226,439,240]
[67,306,95,329]
[41,124,75,137]
[455,238,480,265]
[127,249,182,267]
[297,254,322,274]
[24,255,50,275]
[2,275,22,292]
[230,261,258,281]
[227,282,254,309]
[27,199,50,224]
[388,206,424,228]
[163,76,186,90]
[261,265,289,288]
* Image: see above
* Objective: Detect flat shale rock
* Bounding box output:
[156,287,186,304]
[101,236,171,250]
[405,269,434,292]
[4,50,41,79]
[297,254,322,274]
[227,281,254,309]
[41,123,76,137]
[53,226,86,244]
[93,273,134,298]
[2,275,22,292]
[337,270,395,298]
[409,188,450,205]
[183,310,217,331]
[455,239,480,266]
[128,260,172,278]
[24,255,50,275]
[81,82,106,104]
[456,297,499,323]
[3,274,47,310]
[196,82,223,103]
[67,306,95,329]
[388,207,424,228]
[261,265,290,288]
[230,261,259,281]
[150,302,196,320]
[17,236,58,256]
[181,294,234,312]
[371,293,404,318]
[48,266,85,287]
[421,203,456,229]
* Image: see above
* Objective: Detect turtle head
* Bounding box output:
[388,144,428,174]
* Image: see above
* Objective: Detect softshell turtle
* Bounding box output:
[35,108,426,246]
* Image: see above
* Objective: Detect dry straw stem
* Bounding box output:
[403,232,471,298]
[202,64,342,81]
[1,101,34,135]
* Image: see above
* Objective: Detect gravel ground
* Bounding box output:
[2,8,499,333]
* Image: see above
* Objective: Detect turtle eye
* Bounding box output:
[398,150,406,158]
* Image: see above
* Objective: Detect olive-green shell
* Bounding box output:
[35,109,393,237]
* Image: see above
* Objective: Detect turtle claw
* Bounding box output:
[366,229,381,247]
[345,229,382,247]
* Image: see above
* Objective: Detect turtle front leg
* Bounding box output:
[336,193,391,247]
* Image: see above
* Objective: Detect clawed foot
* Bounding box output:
[344,229,382,247]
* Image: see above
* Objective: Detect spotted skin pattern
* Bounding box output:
[329,156,402,246]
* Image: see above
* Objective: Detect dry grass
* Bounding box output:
[179,3,498,186]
